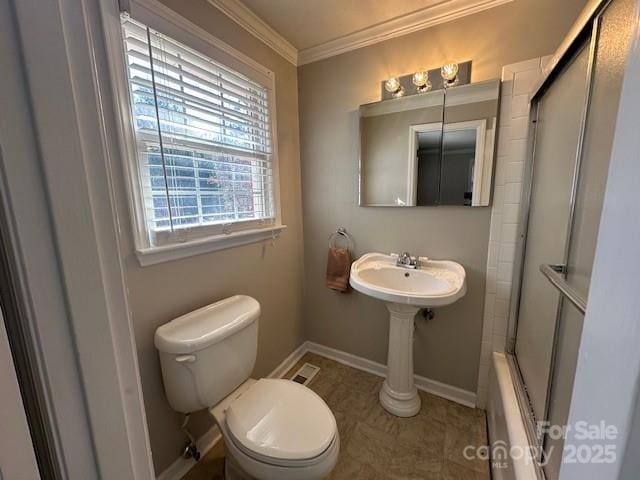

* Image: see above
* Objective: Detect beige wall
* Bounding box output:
[298,0,588,394]
[113,0,304,473]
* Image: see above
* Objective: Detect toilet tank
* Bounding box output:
[154,295,259,413]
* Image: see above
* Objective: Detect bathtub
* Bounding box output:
[487,352,540,480]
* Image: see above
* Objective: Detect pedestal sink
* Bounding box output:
[350,252,466,417]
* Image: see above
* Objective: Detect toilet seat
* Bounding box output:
[226,425,339,469]
[225,379,337,466]
[211,379,340,479]
[221,421,340,480]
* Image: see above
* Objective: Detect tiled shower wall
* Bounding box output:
[476,56,551,408]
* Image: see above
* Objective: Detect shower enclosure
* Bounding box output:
[505,0,635,478]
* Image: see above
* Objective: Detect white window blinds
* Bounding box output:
[121,16,275,239]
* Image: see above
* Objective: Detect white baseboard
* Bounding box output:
[413,373,477,408]
[156,427,221,480]
[156,339,477,479]
[156,340,307,480]
[267,341,308,379]
[306,341,477,408]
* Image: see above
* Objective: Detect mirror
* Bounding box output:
[359,79,499,207]
[360,92,444,206]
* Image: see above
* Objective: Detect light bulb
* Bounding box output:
[441,63,459,81]
[392,86,405,98]
[413,70,432,93]
[412,70,429,87]
[384,77,401,94]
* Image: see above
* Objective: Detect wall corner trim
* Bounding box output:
[205,0,298,65]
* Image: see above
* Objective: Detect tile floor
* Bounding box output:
[182,352,490,480]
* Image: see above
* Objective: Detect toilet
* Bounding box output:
[154,295,339,480]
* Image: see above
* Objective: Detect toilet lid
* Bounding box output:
[226,379,337,461]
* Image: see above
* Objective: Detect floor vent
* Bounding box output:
[290,363,320,385]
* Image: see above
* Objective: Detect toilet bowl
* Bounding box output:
[154,295,339,480]
[211,378,339,480]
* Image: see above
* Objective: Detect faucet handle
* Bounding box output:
[396,252,420,268]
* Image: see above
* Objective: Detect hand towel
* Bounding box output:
[326,247,352,292]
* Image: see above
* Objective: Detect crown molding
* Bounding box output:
[206,0,298,65]
[206,0,513,67]
[297,0,514,65]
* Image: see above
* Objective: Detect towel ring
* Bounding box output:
[328,227,354,250]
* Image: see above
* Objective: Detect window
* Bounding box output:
[118,13,282,264]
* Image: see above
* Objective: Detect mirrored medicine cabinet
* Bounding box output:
[359,79,500,207]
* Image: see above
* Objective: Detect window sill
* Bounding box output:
[135,224,287,267]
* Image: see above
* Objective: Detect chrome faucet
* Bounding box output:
[396,252,420,269]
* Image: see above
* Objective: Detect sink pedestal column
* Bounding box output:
[379,303,421,417]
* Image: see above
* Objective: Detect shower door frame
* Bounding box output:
[503,0,612,469]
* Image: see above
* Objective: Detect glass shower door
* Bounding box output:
[539,1,635,476]
[511,1,635,478]
[513,41,592,427]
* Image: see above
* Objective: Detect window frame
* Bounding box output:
[106,0,285,266]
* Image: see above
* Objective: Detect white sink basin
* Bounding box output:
[350,253,466,307]
[349,252,467,417]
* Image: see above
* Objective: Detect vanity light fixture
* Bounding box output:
[412,70,432,93]
[441,62,460,88]
[381,62,470,100]
[384,77,405,97]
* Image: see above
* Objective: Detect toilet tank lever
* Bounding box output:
[175,354,197,363]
